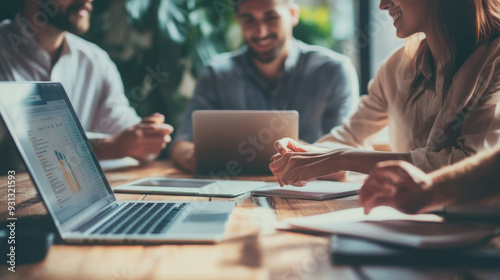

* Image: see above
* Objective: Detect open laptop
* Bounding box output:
[193,110,299,175]
[0,82,234,244]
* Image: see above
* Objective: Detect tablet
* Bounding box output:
[113,177,269,198]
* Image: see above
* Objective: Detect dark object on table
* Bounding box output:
[0,216,57,264]
[330,234,500,267]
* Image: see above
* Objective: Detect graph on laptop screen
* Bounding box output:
[0,83,114,224]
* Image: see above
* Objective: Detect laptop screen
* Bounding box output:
[0,83,115,225]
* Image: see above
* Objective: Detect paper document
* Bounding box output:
[283,207,498,249]
[99,157,140,171]
[251,181,361,200]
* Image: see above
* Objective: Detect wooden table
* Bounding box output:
[1,161,499,280]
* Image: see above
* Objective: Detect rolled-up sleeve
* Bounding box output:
[94,56,141,135]
[317,60,389,148]
[411,64,500,172]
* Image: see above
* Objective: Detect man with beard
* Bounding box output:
[0,0,173,162]
[172,0,359,173]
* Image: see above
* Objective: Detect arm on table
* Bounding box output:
[269,138,411,186]
[360,147,500,214]
[171,140,196,173]
[92,113,173,163]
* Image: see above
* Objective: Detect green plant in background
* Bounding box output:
[122,0,238,127]
[294,4,336,49]
[85,0,239,131]
[84,0,337,133]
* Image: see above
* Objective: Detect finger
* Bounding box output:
[278,177,286,187]
[359,177,377,205]
[363,195,395,215]
[287,140,307,153]
[269,154,290,175]
[270,153,282,164]
[140,124,174,135]
[274,138,291,155]
[366,165,410,189]
[269,153,293,176]
[292,181,308,187]
[164,135,172,143]
[141,136,170,145]
[141,113,165,124]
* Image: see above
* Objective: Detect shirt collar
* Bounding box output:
[13,14,72,72]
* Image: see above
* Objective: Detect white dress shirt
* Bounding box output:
[0,15,140,136]
[319,38,500,172]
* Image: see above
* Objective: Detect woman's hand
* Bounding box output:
[269,138,350,187]
[273,137,327,154]
[359,161,433,215]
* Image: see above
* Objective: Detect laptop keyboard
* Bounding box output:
[89,202,188,235]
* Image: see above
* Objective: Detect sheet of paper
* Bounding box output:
[99,157,140,171]
[284,206,443,231]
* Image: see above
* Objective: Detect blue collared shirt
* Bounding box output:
[175,39,359,143]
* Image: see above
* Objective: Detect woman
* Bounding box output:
[270,0,500,187]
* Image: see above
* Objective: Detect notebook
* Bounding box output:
[0,82,234,244]
[251,181,361,200]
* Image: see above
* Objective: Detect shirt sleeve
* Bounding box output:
[174,66,221,142]
[410,64,500,172]
[321,59,360,134]
[92,56,141,135]
[317,60,390,148]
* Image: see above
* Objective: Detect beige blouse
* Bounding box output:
[318,38,500,172]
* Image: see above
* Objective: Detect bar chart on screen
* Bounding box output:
[54,150,82,194]
[27,114,90,208]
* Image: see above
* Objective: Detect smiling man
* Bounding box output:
[172,0,359,173]
[0,0,173,162]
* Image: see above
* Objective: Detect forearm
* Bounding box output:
[171,140,195,171]
[425,148,500,208]
[337,149,412,174]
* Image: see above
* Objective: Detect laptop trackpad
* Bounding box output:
[183,213,229,223]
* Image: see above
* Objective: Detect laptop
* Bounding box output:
[193,110,299,175]
[0,82,234,244]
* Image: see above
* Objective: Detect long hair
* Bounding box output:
[406,0,500,106]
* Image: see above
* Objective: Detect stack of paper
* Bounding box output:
[251,181,361,200]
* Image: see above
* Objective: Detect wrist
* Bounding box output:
[420,173,452,211]
[326,148,358,173]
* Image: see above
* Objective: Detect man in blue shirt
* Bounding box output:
[172,0,359,173]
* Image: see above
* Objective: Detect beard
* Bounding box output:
[247,34,286,64]
[44,2,93,34]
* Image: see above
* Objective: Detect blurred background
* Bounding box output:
[0,0,403,132]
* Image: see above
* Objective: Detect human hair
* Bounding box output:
[406,0,500,106]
